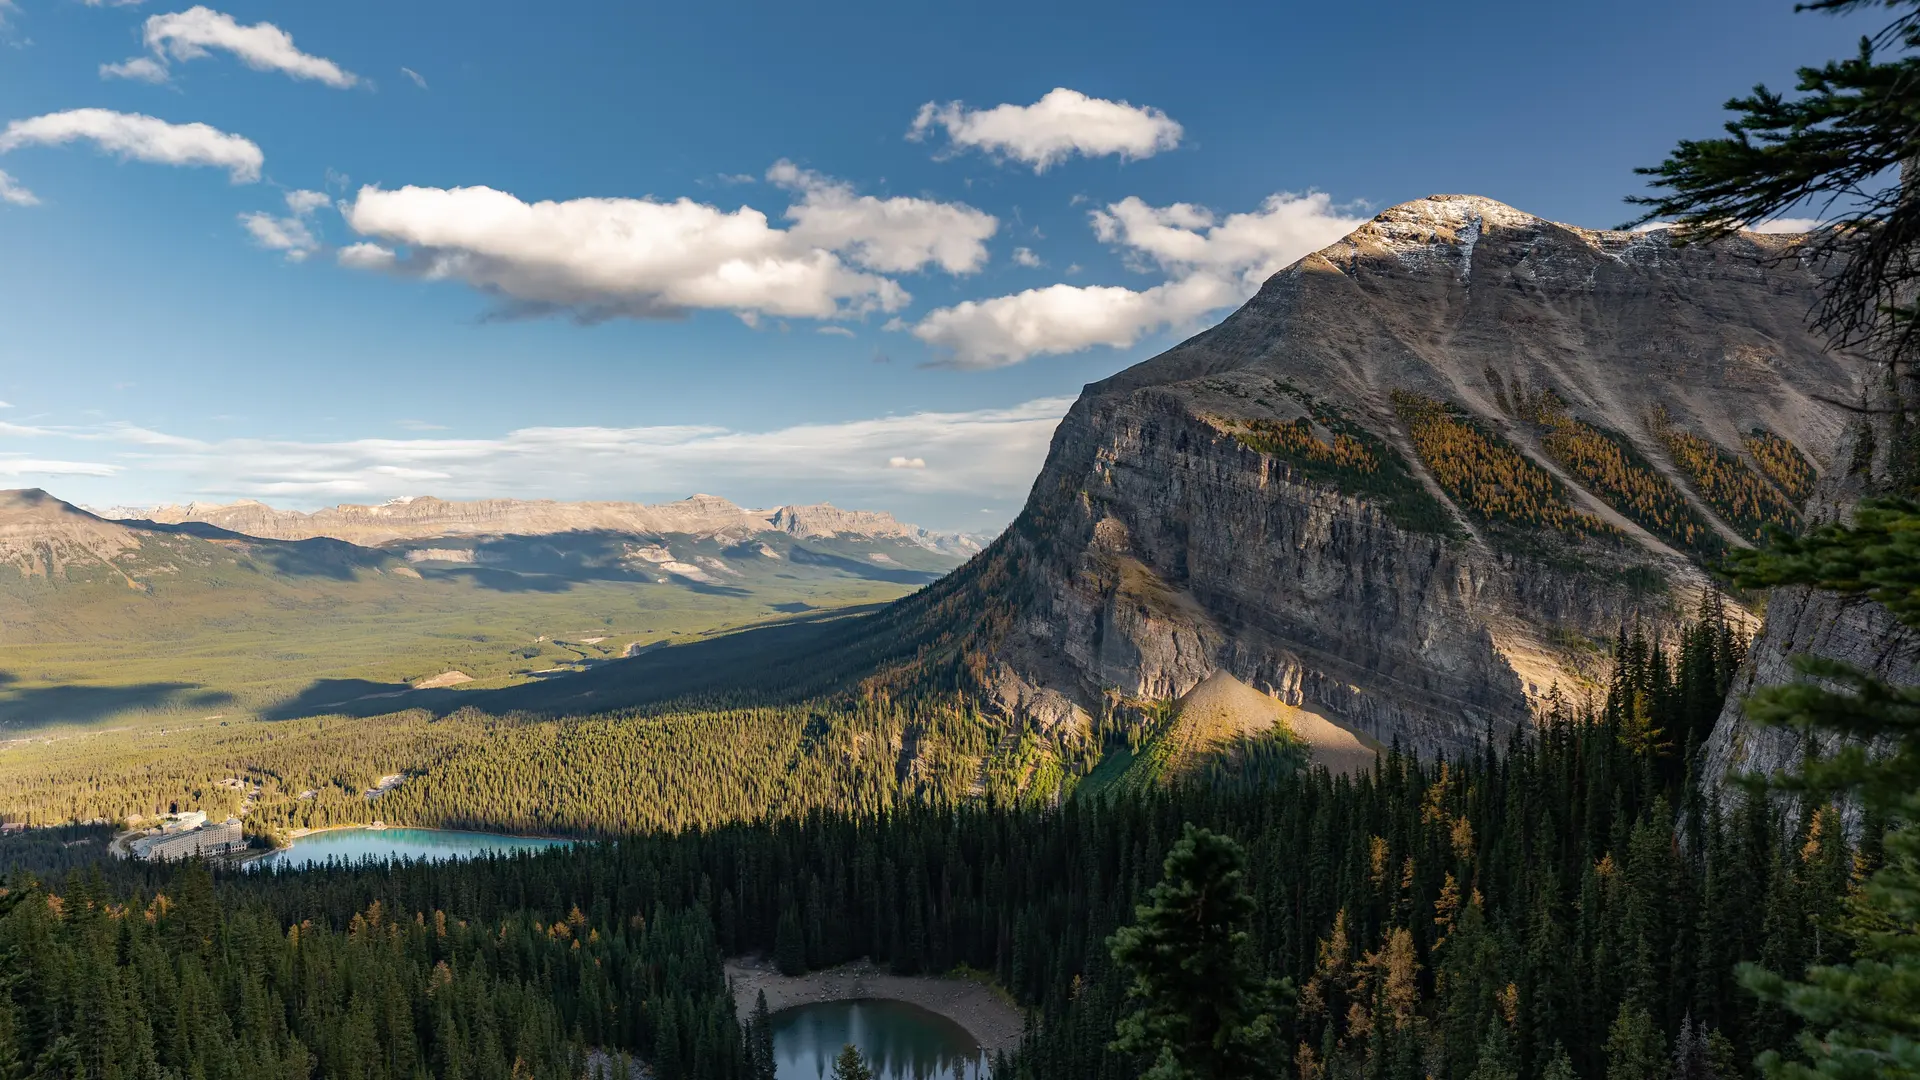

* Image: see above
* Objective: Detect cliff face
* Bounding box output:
[1699,404,1920,790]
[954,195,1861,755]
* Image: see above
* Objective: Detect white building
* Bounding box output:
[132,819,244,861]
[161,810,208,832]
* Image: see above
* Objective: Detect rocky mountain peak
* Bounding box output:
[0,488,142,577]
[871,192,1858,755]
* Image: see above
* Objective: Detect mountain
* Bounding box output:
[936,194,1855,755]
[0,487,397,588]
[120,493,985,557]
[1,488,143,580]
[478,195,1855,759]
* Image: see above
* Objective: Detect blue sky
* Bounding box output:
[0,0,1870,531]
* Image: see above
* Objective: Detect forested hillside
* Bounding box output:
[1,610,1863,1080]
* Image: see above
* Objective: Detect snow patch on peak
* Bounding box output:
[1458,214,1482,282]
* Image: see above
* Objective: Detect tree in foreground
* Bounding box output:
[746,990,776,1080]
[1635,4,1920,1079]
[831,1042,874,1080]
[1108,823,1286,1080]
[1726,514,1920,1079]
[1629,0,1920,374]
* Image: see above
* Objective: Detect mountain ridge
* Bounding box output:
[957,193,1853,753]
[102,492,985,556]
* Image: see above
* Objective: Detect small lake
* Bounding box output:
[251,827,570,870]
[772,999,988,1080]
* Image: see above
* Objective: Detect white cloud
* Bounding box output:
[400,66,427,89]
[909,88,1183,172]
[1012,246,1041,268]
[912,191,1364,367]
[0,457,120,478]
[912,277,1232,368]
[100,424,208,449]
[239,188,330,260]
[336,241,396,271]
[79,0,146,6]
[239,212,315,259]
[284,189,331,215]
[0,109,262,182]
[1089,193,1363,281]
[108,6,358,88]
[769,160,997,275]
[1632,217,1827,234]
[101,56,170,83]
[339,184,903,321]
[335,167,1000,323]
[817,325,856,337]
[0,168,37,206]
[338,171,1006,323]
[0,401,11,409]
[61,397,1072,513]
[1748,217,1825,234]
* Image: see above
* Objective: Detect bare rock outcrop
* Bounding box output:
[1700,393,1920,791]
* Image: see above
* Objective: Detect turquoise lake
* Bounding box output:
[251,827,570,869]
[772,999,987,1080]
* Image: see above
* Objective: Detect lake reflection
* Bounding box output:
[251,827,569,869]
[772,999,988,1080]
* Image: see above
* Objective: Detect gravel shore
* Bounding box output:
[724,956,1024,1055]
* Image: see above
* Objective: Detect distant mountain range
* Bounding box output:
[97,493,987,557]
[0,486,978,727]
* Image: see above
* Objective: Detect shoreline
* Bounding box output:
[230,823,579,867]
[282,822,580,842]
[725,956,1023,1056]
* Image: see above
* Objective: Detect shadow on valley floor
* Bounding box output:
[262,678,413,721]
[266,602,910,721]
[131,521,398,581]
[785,546,944,585]
[417,567,581,594]
[0,678,236,731]
[411,532,760,596]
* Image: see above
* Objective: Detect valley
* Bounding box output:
[0,488,973,734]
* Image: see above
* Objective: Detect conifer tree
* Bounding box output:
[747,990,776,1080]
[1469,1022,1519,1080]
[1108,824,1286,1080]
[831,1042,874,1080]
[1608,1003,1670,1080]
